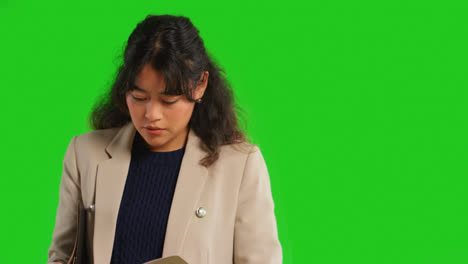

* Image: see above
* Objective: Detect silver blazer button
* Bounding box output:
[195,207,206,218]
[89,204,95,212]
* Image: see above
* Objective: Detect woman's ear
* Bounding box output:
[194,71,209,100]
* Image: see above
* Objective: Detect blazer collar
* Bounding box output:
[93,122,209,263]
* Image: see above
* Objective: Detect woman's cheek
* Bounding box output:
[176,104,194,120]
[126,97,135,112]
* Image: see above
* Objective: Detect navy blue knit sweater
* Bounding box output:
[110,131,186,264]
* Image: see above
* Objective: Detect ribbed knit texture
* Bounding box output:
[110,131,186,264]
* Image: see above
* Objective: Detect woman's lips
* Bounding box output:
[145,127,165,135]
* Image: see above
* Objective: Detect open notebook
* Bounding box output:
[143,255,188,264]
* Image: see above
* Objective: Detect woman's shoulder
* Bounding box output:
[71,126,123,156]
[76,126,121,142]
[208,141,267,176]
[217,140,261,160]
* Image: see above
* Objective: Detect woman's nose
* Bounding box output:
[144,101,163,120]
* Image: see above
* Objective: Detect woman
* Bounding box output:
[47,14,282,264]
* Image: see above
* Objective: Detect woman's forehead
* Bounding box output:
[135,65,166,89]
[134,63,194,96]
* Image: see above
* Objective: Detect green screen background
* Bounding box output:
[1,0,467,263]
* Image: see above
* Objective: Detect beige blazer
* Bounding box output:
[47,121,282,264]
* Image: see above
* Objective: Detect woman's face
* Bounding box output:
[125,63,208,152]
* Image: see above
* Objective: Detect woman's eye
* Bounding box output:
[131,94,178,104]
[131,95,146,101]
[163,100,178,105]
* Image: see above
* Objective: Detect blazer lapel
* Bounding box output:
[161,127,208,258]
[93,121,135,264]
[92,122,208,263]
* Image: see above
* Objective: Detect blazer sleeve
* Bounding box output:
[233,145,283,264]
[47,136,81,264]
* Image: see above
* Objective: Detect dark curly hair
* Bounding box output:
[88,14,248,167]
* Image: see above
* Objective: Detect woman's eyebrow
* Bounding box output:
[132,84,169,95]
[132,85,149,93]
